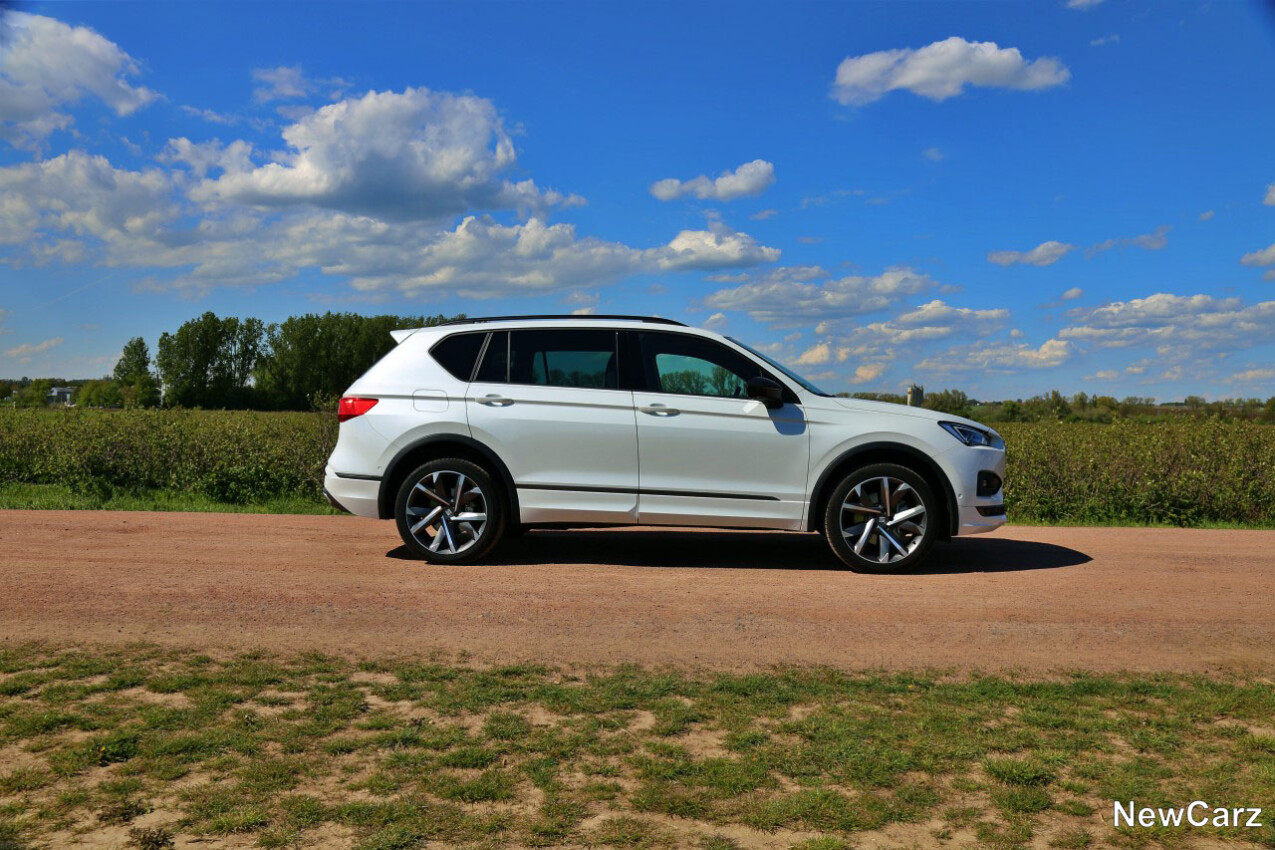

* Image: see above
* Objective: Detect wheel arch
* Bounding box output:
[808,442,957,539]
[378,434,519,521]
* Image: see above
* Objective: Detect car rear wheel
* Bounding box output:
[395,458,505,563]
[823,462,938,573]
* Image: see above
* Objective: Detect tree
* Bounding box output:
[156,312,265,408]
[923,388,972,418]
[254,312,461,410]
[75,380,124,408]
[111,337,161,408]
[14,379,51,408]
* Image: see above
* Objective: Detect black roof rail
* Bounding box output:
[438,314,686,327]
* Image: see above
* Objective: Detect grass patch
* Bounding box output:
[0,644,1272,847]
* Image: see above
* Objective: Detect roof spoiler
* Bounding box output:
[389,329,417,344]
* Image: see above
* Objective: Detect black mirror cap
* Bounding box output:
[746,375,784,409]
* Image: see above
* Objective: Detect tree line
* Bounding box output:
[3,311,462,410]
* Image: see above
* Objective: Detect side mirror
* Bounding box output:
[746,375,784,409]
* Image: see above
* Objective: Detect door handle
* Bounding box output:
[477,394,514,406]
[639,404,680,416]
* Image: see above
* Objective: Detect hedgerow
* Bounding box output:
[2,410,1272,525]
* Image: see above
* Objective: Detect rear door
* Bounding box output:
[466,328,640,524]
[629,331,810,529]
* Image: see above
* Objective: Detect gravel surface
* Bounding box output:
[2,510,1272,673]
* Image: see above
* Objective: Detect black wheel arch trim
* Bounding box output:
[808,441,958,538]
[377,434,519,521]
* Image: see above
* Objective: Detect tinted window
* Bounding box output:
[430,332,487,381]
[509,329,618,389]
[638,332,765,398]
[474,331,509,383]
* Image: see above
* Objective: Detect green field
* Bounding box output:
[2,409,1274,526]
[1,645,1274,849]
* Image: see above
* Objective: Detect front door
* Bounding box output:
[629,331,810,529]
[466,328,639,524]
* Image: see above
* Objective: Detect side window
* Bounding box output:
[430,332,487,381]
[474,331,509,383]
[509,329,619,389]
[639,332,763,398]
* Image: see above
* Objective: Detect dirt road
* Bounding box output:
[1,510,1271,673]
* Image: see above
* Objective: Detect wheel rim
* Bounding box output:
[839,476,927,565]
[404,470,488,555]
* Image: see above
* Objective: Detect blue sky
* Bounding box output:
[1,0,1274,400]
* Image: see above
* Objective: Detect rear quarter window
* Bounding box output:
[430,332,488,381]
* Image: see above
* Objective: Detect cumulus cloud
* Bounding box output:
[1266,183,1275,206]
[988,240,1075,267]
[1059,293,1275,352]
[850,363,886,383]
[1242,243,1275,272]
[922,147,944,161]
[0,12,158,149]
[916,337,1073,374]
[1198,210,1214,221]
[650,160,775,202]
[796,343,831,365]
[192,87,582,221]
[4,336,63,358]
[658,224,779,270]
[702,312,728,330]
[1230,368,1275,383]
[831,37,1070,105]
[1061,287,1084,300]
[1066,0,1104,7]
[1090,34,1119,47]
[1087,370,1119,380]
[703,266,934,326]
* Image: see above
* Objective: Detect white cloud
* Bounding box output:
[1089,225,1170,255]
[1066,0,1104,8]
[193,87,582,221]
[0,12,158,149]
[796,343,831,365]
[4,336,63,358]
[750,209,778,221]
[1060,293,1275,352]
[922,147,944,161]
[650,160,775,202]
[1266,183,1275,206]
[916,337,1074,374]
[1230,368,1275,383]
[1240,243,1275,269]
[1198,210,1215,221]
[1090,34,1120,47]
[251,65,349,104]
[658,224,779,271]
[851,363,886,383]
[1087,370,1120,380]
[988,240,1075,267]
[703,266,934,325]
[831,37,1070,105]
[702,312,728,330]
[1061,287,1084,300]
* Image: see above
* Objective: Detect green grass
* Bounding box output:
[0,482,337,514]
[0,646,1273,848]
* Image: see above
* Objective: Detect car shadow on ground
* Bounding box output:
[387,529,1091,573]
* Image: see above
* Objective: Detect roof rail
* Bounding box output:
[438,314,686,327]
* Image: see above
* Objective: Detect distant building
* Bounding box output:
[48,386,74,406]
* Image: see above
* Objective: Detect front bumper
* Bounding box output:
[939,443,1007,536]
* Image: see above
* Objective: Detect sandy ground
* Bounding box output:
[1,510,1272,673]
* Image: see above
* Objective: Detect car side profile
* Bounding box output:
[323,315,1006,573]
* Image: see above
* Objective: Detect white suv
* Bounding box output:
[323,315,1006,573]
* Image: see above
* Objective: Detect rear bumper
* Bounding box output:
[322,467,382,519]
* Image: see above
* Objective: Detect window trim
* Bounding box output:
[429,331,492,382]
[629,330,801,404]
[478,328,623,391]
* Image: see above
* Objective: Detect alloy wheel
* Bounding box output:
[839,476,928,566]
[403,469,489,555]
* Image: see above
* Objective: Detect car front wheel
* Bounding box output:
[823,462,938,573]
[395,458,505,564]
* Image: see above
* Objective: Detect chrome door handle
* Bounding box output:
[639,404,679,416]
[477,395,513,406]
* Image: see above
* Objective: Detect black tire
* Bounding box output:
[395,458,506,564]
[823,462,938,573]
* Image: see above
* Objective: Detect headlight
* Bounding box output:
[939,421,1005,450]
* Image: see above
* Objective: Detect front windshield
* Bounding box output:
[728,337,834,397]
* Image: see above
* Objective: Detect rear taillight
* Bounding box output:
[338,396,379,422]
